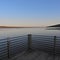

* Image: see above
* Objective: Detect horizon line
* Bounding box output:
[0,26,46,28]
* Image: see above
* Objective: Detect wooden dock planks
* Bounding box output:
[9,50,60,60]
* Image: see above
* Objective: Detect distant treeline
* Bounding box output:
[0,26,41,28]
[0,26,24,28]
[48,24,60,27]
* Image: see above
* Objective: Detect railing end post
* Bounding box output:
[53,36,56,59]
[28,34,32,50]
[7,38,10,59]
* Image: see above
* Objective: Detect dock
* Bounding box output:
[9,50,60,60]
[0,34,60,60]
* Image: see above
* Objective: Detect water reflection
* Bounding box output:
[0,28,60,39]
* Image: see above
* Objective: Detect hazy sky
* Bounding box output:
[0,0,60,27]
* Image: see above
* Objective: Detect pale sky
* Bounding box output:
[0,0,60,27]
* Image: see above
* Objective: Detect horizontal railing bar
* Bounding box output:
[55,44,60,45]
[56,44,60,46]
[56,39,60,41]
[32,37,53,39]
[32,44,53,46]
[32,41,54,43]
[32,42,54,44]
[0,42,7,44]
[32,40,54,42]
[32,43,54,45]
[0,47,7,51]
[56,40,60,41]
[10,42,27,45]
[32,39,54,41]
[32,44,54,46]
[32,35,53,37]
[10,42,27,44]
[10,39,27,42]
[0,56,7,59]
[10,38,27,40]
[32,46,53,48]
[32,47,53,50]
[32,42,54,45]
[0,50,7,54]
[0,41,7,43]
[0,53,8,57]
[9,37,27,40]
[10,42,26,45]
[0,46,7,49]
[10,44,26,48]
[10,35,27,37]
[10,47,27,50]
[9,37,27,39]
[32,47,53,49]
[10,41,27,44]
[32,38,54,40]
[0,38,7,40]
[0,44,7,46]
[10,46,26,49]
[10,43,27,46]
[32,38,53,40]
[32,39,53,41]
[10,49,27,54]
[10,49,27,53]
[33,44,54,46]
[10,46,27,49]
[10,40,27,43]
[10,48,26,52]
[10,44,27,47]
[56,37,60,38]
[0,35,27,40]
[32,45,54,48]
[56,43,60,45]
[10,46,27,50]
[56,45,60,46]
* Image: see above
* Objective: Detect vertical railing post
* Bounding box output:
[28,34,32,50]
[7,38,10,59]
[53,36,56,60]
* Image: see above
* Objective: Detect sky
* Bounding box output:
[0,0,60,27]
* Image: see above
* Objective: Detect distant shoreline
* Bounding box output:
[0,26,44,28]
[0,27,43,28]
[48,24,60,27]
[0,27,41,28]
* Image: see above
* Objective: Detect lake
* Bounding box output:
[0,28,60,59]
[0,28,60,39]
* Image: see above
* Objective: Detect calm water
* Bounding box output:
[0,28,60,39]
[0,28,60,59]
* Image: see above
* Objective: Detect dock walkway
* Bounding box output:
[9,50,60,60]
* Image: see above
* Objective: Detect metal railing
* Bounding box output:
[0,35,28,60]
[0,34,60,60]
[32,35,54,51]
